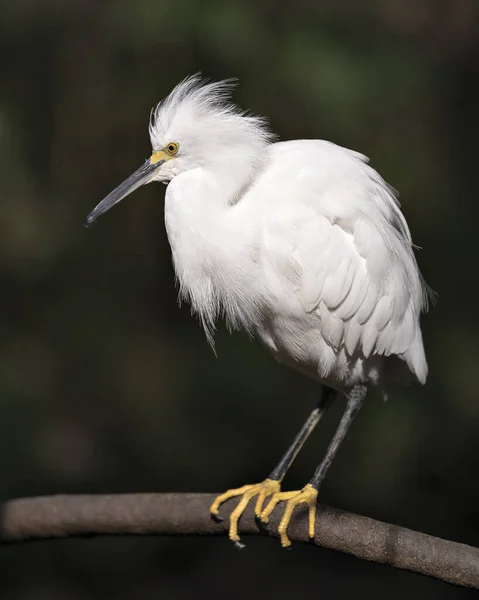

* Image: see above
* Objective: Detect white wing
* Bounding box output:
[260,140,429,384]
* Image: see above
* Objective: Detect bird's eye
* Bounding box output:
[165,142,179,156]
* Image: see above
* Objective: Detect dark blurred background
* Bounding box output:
[0,0,478,598]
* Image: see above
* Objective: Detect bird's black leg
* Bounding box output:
[309,383,367,490]
[209,385,336,546]
[268,385,337,483]
[271,383,368,547]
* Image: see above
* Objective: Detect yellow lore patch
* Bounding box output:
[149,150,168,165]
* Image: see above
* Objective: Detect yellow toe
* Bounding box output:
[210,478,281,545]
[210,483,251,517]
[260,490,297,524]
[276,484,318,548]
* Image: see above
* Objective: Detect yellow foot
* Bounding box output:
[260,483,318,548]
[210,478,281,546]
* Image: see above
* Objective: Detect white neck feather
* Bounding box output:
[148,75,274,342]
[164,152,266,344]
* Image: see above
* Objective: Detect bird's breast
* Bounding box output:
[164,178,266,336]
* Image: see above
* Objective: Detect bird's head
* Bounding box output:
[85,75,273,227]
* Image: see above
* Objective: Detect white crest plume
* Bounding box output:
[148,74,275,161]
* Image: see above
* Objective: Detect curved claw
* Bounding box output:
[210,512,224,523]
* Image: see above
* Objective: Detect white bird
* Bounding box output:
[85,75,431,548]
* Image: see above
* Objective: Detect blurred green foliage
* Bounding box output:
[0,0,478,598]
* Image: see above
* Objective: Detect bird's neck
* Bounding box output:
[164,166,240,246]
[164,164,263,340]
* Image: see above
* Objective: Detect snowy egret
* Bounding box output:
[85,75,431,548]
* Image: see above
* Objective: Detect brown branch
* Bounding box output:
[0,493,478,588]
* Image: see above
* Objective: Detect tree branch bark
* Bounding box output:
[0,493,477,588]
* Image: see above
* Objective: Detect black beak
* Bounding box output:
[84,159,164,228]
